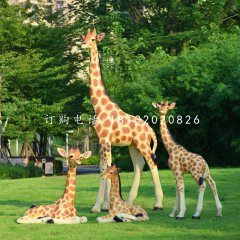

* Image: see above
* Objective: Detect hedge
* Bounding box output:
[0,163,42,179]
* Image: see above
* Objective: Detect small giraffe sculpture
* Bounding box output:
[96,165,149,223]
[80,28,163,213]
[17,148,91,224]
[152,101,222,219]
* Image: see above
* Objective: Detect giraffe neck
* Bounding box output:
[110,174,123,203]
[160,115,177,152]
[90,44,112,115]
[62,167,76,204]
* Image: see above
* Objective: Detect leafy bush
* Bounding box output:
[56,155,100,166]
[0,163,42,179]
[26,163,43,178]
[54,160,63,175]
[81,155,99,165]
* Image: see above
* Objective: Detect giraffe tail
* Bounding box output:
[150,128,158,163]
[199,163,209,185]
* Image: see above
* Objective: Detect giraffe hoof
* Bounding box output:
[216,208,222,217]
[153,207,163,211]
[46,219,54,224]
[175,216,184,220]
[113,216,124,222]
[91,206,101,213]
[192,216,200,220]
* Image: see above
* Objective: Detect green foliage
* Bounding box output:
[27,163,43,178]
[81,155,99,165]
[0,163,42,179]
[152,33,240,166]
[0,1,240,167]
[54,160,63,175]
[54,155,99,166]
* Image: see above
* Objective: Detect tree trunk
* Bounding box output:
[24,142,29,165]
[39,133,48,156]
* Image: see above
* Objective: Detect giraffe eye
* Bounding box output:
[91,39,95,41]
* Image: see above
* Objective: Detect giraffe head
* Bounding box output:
[80,28,105,49]
[57,147,92,168]
[101,164,121,180]
[152,101,176,115]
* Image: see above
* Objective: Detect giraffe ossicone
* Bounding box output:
[96,165,149,223]
[16,147,91,224]
[81,28,163,213]
[152,101,222,219]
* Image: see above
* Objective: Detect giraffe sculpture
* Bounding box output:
[97,164,149,223]
[17,148,91,224]
[80,28,163,212]
[152,101,222,219]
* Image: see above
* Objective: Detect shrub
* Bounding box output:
[54,160,63,175]
[0,163,42,179]
[26,163,43,178]
[81,155,99,165]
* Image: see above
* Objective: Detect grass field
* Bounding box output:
[0,168,239,240]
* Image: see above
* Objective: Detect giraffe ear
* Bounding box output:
[152,102,158,108]
[57,148,67,158]
[169,102,176,109]
[97,33,105,42]
[79,34,85,42]
[82,151,92,159]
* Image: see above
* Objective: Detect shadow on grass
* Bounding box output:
[0,199,55,208]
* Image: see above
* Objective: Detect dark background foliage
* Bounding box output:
[0,0,239,169]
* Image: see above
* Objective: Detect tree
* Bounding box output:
[0,4,73,157]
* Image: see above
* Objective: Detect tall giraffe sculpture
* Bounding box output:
[80,28,163,212]
[152,101,222,219]
[97,164,149,223]
[17,148,91,224]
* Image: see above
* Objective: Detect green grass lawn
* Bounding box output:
[0,168,240,240]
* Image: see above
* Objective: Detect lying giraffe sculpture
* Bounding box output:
[152,101,222,219]
[80,28,163,212]
[97,165,149,223]
[17,148,91,224]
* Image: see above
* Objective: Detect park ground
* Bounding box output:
[0,168,239,240]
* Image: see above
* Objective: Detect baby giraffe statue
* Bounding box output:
[96,164,149,223]
[152,101,222,220]
[17,147,91,224]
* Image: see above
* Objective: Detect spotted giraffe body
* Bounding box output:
[81,28,163,212]
[97,165,149,223]
[152,101,222,219]
[17,148,91,224]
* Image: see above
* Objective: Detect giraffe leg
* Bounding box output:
[169,185,180,218]
[192,181,206,219]
[17,216,52,224]
[91,176,106,213]
[91,142,112,212]
[101,143,112,211]
[143,153,163,209]
[127,145,145,205]
[52,216,88,224]
[101,178,111,211]
[175,174,186,219]
[130,207,149,221]
[205,175,222,217]
[116,213,138,222]
[96,214,116,223]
